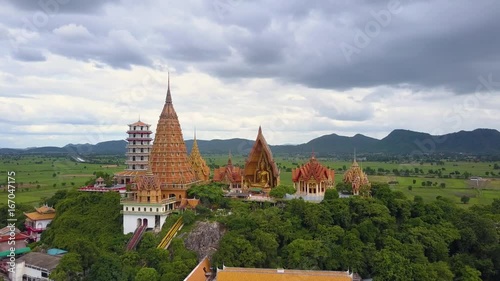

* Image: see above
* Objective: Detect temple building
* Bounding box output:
[189,134,210,182]
[114,120,152,184]
[213,153,243,190]
[343,157,370,196]
[24,205,56,242]
[121,76,198,234]
[216,267,354,281]
[243,126,280,189]
[292,154,335,198]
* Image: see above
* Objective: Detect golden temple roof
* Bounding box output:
[25,206,56,221]
[148,75,197,186]
[217,267,353,281]
[189,135,210,181]
[243,126,280,187]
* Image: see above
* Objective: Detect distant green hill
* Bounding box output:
[1,129,500,156]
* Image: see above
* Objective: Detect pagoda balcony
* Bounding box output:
[120,209,176,216]
[120,197,177,204]
[125,152,150,156]
[126,137,153,141]
[125,161,149,165]
[126,144,152,148]
[126,130,153,134]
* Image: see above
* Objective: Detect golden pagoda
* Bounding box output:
[343,154,370,196]
[189,132,210,182]
[243,126,280,189]
[148,75,198,199]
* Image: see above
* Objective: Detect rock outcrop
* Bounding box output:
[184,221,225,260]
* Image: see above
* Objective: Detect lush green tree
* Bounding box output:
[323,188,339,201]
[135,268,159,281]
[182,209,196,225]
[457,266,482,281]
[49,253,83,281]
[284,239,328,269]
[269,184,296,198]
[187,183,224,207]
[461,195,471,204]
[213,233,264,267]
[88,254,124,281]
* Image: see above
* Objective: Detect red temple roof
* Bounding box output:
[292,156,335,183]
[213,157,243,183]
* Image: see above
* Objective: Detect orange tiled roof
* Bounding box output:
[217,267,353,281]
[35,206,55,214]
[292,155,335,183]
[25,211,55,221]
[184,256,211,281]
[213,157,243,183]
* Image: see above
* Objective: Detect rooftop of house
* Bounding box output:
[17,252,62,271]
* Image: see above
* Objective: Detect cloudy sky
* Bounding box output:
[1,0,499,148]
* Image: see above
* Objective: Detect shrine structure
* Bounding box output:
[292,154,335,197]
[213,153,243,190]
[343,155,370,196]
[243,126,279,190]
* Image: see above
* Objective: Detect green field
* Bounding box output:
[1,154,499,207]
[0,155,123,205]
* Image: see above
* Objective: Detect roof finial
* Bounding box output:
[194,126,197,140]
[354,147,357,163]
[311,146,315,159]
[138,114,141,121]
[228,150,232,165]
[166,71,172,103]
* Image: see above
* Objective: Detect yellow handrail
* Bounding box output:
[157,217,183,249]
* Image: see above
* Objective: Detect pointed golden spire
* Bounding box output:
[166,71,172,104]
[228,150,232,166]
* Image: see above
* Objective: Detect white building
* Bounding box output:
[121,197,177,234]
[10,252,61,281]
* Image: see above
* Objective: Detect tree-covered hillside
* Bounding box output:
[37,185,499,280]
[213,185,500,280]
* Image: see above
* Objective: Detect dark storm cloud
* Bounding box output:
[3,0,500,94]
[6,0,119,13]
[205,0,500,94]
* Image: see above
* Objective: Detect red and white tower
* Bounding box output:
[125,120,153,171]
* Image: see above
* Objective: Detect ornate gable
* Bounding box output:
[243,127,280,188]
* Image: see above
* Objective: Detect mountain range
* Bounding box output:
[1,129,500,156]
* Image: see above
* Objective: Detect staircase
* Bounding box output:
[126,223,147,251]
[157,217,183,249]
